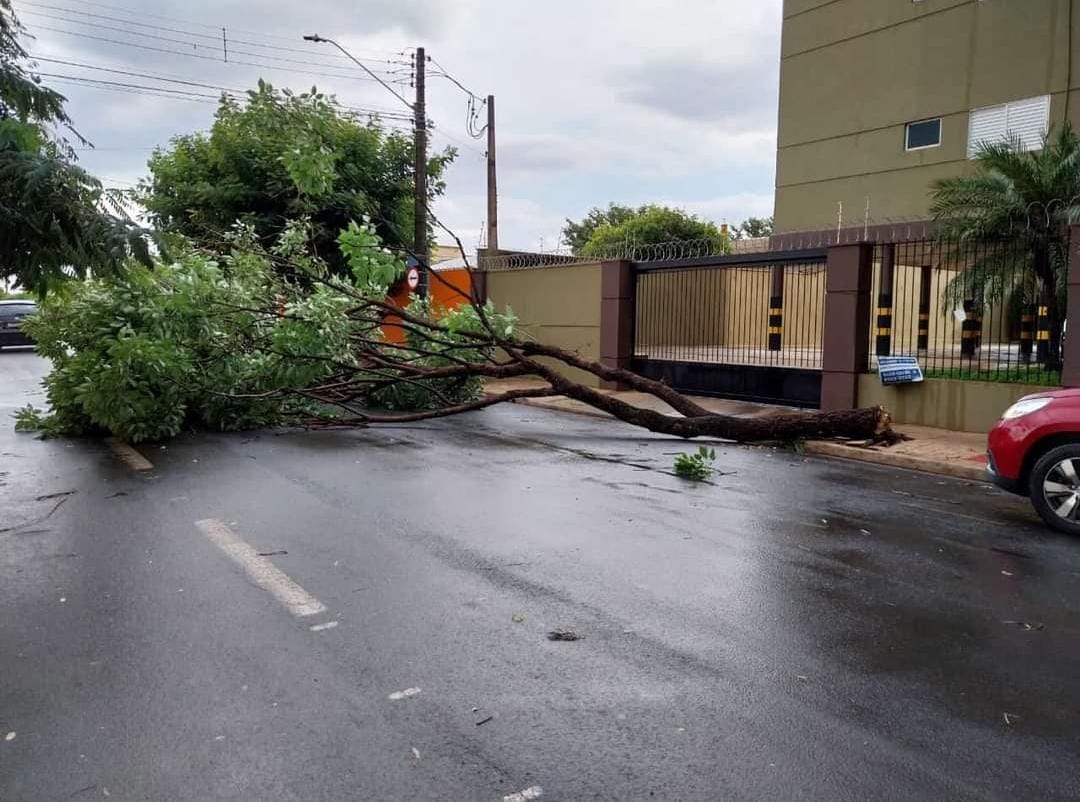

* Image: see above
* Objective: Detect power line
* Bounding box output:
[429,126,486,159]
[45,74,416,132]
[15,1,409,66]
[428,56,487,140]
[17,9,410,78]
[25,24,413,86]
[31,56,416,121]
[64,0,407,57]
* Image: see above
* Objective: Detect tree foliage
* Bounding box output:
[0,0,69,126]
[0,0,149,293]
[734,216,773,239]
[930,123,1080,310]
[20,220,508,442]
[562,203,641,254]
[573,204,728,257]
[140,82,454,276]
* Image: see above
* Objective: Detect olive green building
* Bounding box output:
[774,0,1080,232]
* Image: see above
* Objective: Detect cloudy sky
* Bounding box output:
[16,0,782,252]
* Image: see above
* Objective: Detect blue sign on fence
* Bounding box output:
[878,356,924,385]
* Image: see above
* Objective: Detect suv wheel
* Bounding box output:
[1029,444,1080,535]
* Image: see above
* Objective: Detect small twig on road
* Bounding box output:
[0,497,70,533]
[36,490,77,501]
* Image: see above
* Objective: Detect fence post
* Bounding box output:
[600,260,635,389]
[961,299,980,357]
[821,243,873,410]
[768,265,784,351]
[1062,226,1080,386]
[917,265,931,353]
[875,243,894,356]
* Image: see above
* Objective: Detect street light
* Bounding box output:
[302,34,413,111]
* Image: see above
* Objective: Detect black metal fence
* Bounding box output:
[867,237,1063,385]
[631,251,827,406]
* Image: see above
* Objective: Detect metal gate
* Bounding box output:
[632,249,828,408]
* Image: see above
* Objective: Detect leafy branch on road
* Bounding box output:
[674,447,716,481]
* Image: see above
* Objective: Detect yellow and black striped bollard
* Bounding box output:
[1036,304,1051,363]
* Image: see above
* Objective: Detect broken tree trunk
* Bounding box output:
[234,224,898,446]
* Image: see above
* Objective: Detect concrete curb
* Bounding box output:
[491,391,988,483]
[802,441,987,482]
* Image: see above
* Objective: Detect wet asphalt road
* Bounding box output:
[2,350,1079,802]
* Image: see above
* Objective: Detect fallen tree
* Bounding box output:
[20,217,895,445]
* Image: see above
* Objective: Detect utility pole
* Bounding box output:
[413,46,428,296]
[486,94,498,257]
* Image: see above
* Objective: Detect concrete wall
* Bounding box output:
[776,0,1080,230]
[857,374,1053,433]
[485,262,603,387]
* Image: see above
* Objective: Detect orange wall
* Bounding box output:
[382,267,474,344]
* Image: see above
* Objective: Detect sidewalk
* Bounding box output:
[484,378,988,482]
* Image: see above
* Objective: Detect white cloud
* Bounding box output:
[18,0,784,250]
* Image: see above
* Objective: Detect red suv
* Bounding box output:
[988,388,1080,533]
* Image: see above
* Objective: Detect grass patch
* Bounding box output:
[922,367,1060,385]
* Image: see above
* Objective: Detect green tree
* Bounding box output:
[140,82,454,275]
[734,216,773,239]
[562,203,640,254]
[0,0,147,292]
[930,123,1080,363]
[579,204,728,258]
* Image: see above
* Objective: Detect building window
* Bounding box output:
[967,95,1050,157]
[905,118,941,151]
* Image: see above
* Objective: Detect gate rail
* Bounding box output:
[631,249,827,407]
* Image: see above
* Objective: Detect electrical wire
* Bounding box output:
[18,9,410,78]
[429,126,486,160]
[30,56,416,121]
[64,0,407,57]
[45,74,416,133]
[428,56,487,139]
[15,1,408,66]
[25,24,413,86]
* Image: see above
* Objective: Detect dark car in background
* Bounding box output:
[0,299,37,349]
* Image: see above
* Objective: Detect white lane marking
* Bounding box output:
[106,438,153,471]
[388,687,421,701]
[195,519,327,617]
[504,787,543,802]
[309,620,338,632]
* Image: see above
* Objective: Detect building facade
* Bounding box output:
[774,0,1080,232]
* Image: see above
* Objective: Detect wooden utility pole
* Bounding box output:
[413,46,428,295]
[486,94,498,256]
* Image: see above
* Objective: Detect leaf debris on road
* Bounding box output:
[1003,620,1045,631]
[504,786,543,802]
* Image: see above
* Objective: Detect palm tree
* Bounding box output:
[930,123,1080,366]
